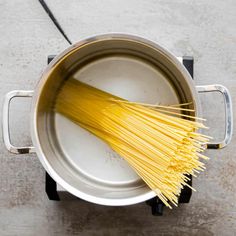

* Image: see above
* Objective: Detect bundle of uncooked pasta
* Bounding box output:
[56,78,210,208]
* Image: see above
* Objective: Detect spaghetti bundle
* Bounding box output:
[56,78,210,208]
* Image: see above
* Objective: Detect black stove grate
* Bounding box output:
[45,55,194,216]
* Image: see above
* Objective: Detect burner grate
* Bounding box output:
[45,55,194,216]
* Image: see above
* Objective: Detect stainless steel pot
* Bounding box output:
[2,34,233,206]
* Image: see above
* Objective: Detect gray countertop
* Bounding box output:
[0,0,236,235]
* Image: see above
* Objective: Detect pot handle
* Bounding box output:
[2,90,36,154]
[196,84,233,149]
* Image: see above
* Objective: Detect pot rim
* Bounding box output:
[30,33,199,206]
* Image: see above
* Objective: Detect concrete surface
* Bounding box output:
[0,0,236,235]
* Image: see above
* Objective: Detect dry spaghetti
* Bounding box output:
[56,78,210,208]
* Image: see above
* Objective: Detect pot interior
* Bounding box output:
[34,36,196,205]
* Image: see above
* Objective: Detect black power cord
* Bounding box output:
[38,0,72,45]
